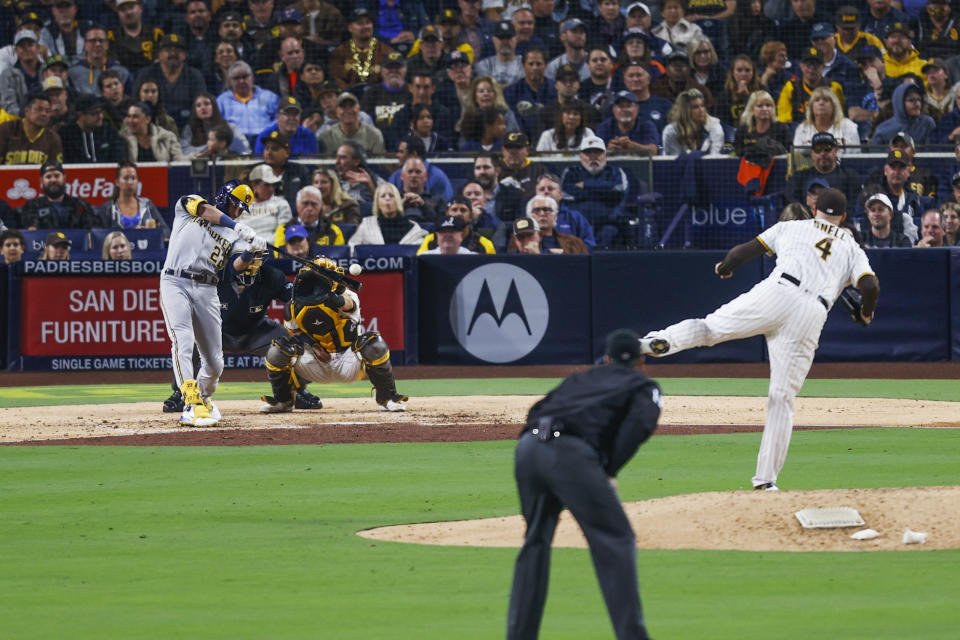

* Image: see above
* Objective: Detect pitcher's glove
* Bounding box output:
[838,286,868,327]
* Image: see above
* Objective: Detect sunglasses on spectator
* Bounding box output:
[812,144,835,153]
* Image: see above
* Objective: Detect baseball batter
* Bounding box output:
[640,188,879,490]
[160,180,266,427]
[259,257,409,413]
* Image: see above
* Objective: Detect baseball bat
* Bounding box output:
[266,242,363,291]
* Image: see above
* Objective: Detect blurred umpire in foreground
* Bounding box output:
[507,329,662,640]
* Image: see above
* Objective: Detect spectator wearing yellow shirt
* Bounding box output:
[882,22,929,81]
[777,47,845,123]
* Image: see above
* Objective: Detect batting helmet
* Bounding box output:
[215,180,254,214]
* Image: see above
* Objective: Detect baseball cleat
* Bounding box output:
[260,395,294,413]
[163,390,184,413]
[754,483,779,491]
[639,336,670,356]
[295,389,323,410]
[179,406,196,426]
[196,399,221,427]
[191,400,217,427]
[378,394,409,412]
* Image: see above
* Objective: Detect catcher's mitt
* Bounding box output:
[837,286,868,327]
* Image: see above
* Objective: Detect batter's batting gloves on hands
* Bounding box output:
[234,222,258,244]
[248,236,268,252]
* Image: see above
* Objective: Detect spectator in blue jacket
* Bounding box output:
[560,135,636,247]
[503,46,555,135]
[254,96,319,156]
[535,172,596,248]
[871,81,937,146]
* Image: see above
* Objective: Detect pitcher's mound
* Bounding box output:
[360,486,960,552]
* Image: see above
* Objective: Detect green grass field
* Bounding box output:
[2,378,959,639]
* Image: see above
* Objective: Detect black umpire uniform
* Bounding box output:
[507,329,661,640]
[218,259,291,354]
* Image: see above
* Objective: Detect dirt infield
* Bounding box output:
[3,367,957,552]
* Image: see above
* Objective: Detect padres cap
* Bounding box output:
[921,58,948,75]
[494,20,516,38]
[613,89,639,104]
[805,177,829,193]
[42,76,65,92]
[800,46,824,64]
[885,21,911,38]
[314,80,340,95]
[865,193,893,210]
[43,54,69,71]
[158,33,186,50]
[556,63,579,81]
[605,328,642,365]
[17,11,43,27]
[40,160,63,175]
[337,92,359,106]
[45,231,71,247]
[622,27,649,42]
[886,149,909,166]
[437,215,467,232]
[836,5,860,26]
[284,224,309,242]
[420,24,443,41]
[811,131,838,148]
[513,217,540,235]
[437,8,461,24]
[280,96,302,112]
[816,187,846,216]
[264,130,290,148]
[503,131,530,148]
[249,163,281,183]
[384,51,406,67]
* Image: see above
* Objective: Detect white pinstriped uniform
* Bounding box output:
[159,195,248,399]
[646,218,874,487]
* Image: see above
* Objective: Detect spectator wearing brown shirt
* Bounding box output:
[328,8,395,89]
[0,94,63,165]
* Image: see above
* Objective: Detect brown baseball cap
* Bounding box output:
[816,188,846,216]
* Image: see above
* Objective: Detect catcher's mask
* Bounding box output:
[237,251,265,286]
[215,180,254,215]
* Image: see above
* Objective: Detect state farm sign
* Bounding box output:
[0,164,169,207]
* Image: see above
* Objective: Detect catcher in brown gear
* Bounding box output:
[259,257,409,413]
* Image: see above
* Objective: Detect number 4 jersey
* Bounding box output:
[756,218,875,303]
[163,195,244,275]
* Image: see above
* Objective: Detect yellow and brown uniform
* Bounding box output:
[0,120,63,165]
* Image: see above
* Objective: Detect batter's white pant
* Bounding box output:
[159,276,224,399]
[648,278,828,487]
[293,348,365,384]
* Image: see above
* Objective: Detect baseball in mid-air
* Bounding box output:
[349,263,362,276]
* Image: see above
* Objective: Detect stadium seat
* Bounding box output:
[22,229,90,254]
[353,244,419,259]
[90,228,165,253]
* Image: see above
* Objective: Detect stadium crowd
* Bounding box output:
[1,0,960,258]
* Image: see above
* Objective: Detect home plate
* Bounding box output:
[795,507,865,528]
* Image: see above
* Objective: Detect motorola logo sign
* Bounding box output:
[450,263,549,363]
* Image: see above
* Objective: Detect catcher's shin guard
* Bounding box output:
[264,336,304,404]
[355,332,406,405]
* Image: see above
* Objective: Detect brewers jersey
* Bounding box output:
[163,196,245,276]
